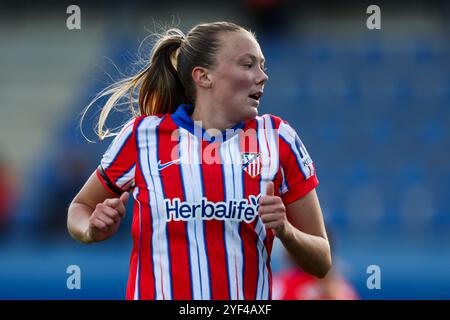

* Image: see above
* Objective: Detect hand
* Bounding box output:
[85,192,129,243]
[258,182,290,238]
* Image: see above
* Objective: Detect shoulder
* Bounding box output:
[111,114,166,141]
[253,114,298,136]
[133,113,166,129]
[135,113,166,123]
[254,114,284,129]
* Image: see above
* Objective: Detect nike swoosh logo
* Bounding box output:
[157,158,181,171]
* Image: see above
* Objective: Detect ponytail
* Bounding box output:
[139,28,189,116]
[82,21,248,141]
[81,28,189,140]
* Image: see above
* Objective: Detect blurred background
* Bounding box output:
[0,0,449,299]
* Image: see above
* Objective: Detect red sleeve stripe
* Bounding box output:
[279,134,308,180]
[96,166,123,196]
[281,175,319,205]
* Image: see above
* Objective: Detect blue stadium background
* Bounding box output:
[0,0,449,299]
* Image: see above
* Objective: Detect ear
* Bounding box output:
[192,66,212,89]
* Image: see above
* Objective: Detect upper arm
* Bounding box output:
[285,188,328,240]
[278,119,319,205]
[71,117,139,209]
[97,117,138,195]
[277,119,326,237]
[71,170,118,210]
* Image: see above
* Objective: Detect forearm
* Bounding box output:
[67,202,94,244]
[278,223,332,278]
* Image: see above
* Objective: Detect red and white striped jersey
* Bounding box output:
[96,104,319,300]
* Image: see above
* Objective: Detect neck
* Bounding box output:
[191,102,239,133]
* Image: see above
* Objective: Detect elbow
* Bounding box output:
[67,202,90,244]
[66,219,78,242]
[314,242,333,279]
[67,204,77,241]
[315,254,332,279]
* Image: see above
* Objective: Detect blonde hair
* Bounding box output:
[81,21,249,140]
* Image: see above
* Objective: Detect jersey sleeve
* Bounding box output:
[278,120,319,205]
[96,118,137,195]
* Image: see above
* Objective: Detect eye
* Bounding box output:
[243,63,253,69]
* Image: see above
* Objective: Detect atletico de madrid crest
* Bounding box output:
[241,152,262,179]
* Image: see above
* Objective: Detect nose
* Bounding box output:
[257,69,269,85]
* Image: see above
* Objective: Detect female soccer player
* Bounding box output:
[67,21,331,300]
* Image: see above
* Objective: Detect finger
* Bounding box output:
[95,213,116,227]
[115,201,127,219]
[258,204,284,215]
[104,192,129,215]
[259,213,284,224]
[120,192,130,204]
[104,191,130,207]
[95,203,119,221]
[101,205,121,223]
[259,195,282,206]
[102,199,126,219]
[266,181,274,196]
[91,218,108,231]
[115,192,130,218]
[264,221,284,231]
[104,197,122,209]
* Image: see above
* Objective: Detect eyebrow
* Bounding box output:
[239,54,266,64]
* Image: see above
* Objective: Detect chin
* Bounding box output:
[241,107,258,121]
[249,105,259,117]
[230,103,259,122]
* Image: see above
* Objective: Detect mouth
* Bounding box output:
[248,91,263,103]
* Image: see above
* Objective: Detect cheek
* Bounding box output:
[234,75,254,94]
[220,70,253,95]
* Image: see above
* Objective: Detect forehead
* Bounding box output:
[216,31,265,62]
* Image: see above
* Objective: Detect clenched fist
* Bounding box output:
[258,182,289,238]
[85,192,129,242]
